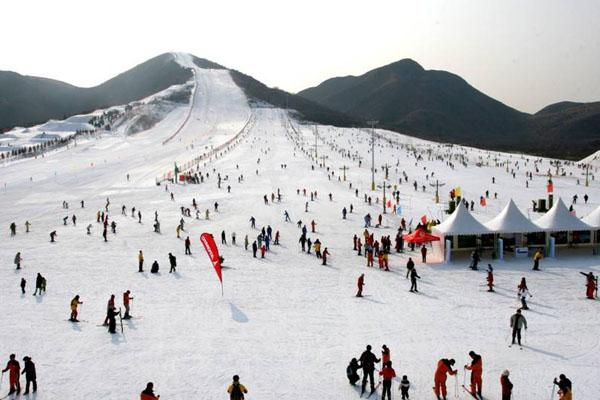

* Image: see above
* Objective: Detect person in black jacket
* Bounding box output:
[151,260,159,274]
[21,356,36,394]
[553,374,572,398]
[346,358,360,385]
[409,268,421,292]
[406,258,415,278]
[33,273,43,295]
[359,345,380,395]
[252,241,258,258]
[168,253,177,273]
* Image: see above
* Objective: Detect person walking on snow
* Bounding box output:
[252,241,258,257]
[314,239,322,258]
[517,278,532,310]
[70,295,83,321]
[311,220,316,233]
[356,274,365,297]
[532,250,542,271]
[359,345,381,395]
[185,236,192,255]
[14,252,22,269]
[379,361,397,400]
[169,253,177,273]
[20,278,26,294]
[409,267,421,292]
[464,351,483,397]
[434,358,457,400]
[2,354,21,395]
[400,375,411,400]
[421,245,427,263]
[284,211,291,222]
[21,356,36,394]
[123,290,134,319]
[138,250,144,272]
[500,370,513,400]
[322,247,330,265]
[510,309,527,347]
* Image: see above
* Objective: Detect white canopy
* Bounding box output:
[582,206,600,229]
[534,198,591,232]
[484,199,543,233]
[433,201,490,235]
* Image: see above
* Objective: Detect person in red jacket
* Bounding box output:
[356,274,364,297]
[379,360,396,400]
[434,358,457,400]
[580,271,597,299]
[464,351,483,397]
[2,354,21,395]
[381,345,391,365]
[486,265,494,292]
[500,369,513,400]
[140,382,160,399]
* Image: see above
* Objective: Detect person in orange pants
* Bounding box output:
[2,354,21,395]
[464,351,483,397]
[434,358,457,400]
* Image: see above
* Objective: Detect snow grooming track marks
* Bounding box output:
[1,85,600,398]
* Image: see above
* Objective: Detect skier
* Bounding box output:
[314,239,322,258]
[406,257,414,278]
[151,261,159,274]
[500,370,512,400]
[20,278,26,294]
[359,345,380,396]
[103,294,116,325]
[14,252,22,269]
[434,358,457,400]
[21,356,36,394]
[510,309,527,347]
[409,267,421,292]
[553,374,572,400]
[232,232,236,245]
[252,241,258,258]
[70,295,83,322]
[347,358,361,385]
[221,230,227,245]
[322,247,330,265]
[185,236,192,255]
[25,221,31,233]
[140,382,160,400]
[580,271,597,299]
[299,234,307,252]
[50,230,57,242]
[400,375,411,400]
[102,227,108,242]
[260,244,266,258]
[464,351,482,398]
[532,250,542,271]
[342,207,347,219]
[517,278,532,310]
[10,222,17,236]
[86,224,92,235]
[284,211,291,222]
[356,274,364,297]
[123,290,134,319]
[250,216,256,228]
[421,245,427,263]
[169,253,177,273]
[138,250,145,272]
[2,354,21,395]
[379,361,396,400]
[311,220,316,233]
[33,273,43,295]
[486,264,494,292]
[106,307,119,334]
[381,344,391,366]
[227,375,248,400]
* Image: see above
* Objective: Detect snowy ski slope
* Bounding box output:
[1,65,599,399]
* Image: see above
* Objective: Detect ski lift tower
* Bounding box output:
[367,120,378,191]
[377,179,392,214]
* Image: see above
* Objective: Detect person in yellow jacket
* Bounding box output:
[227,375,247,400]
[313,239,322,258]
[533,250,543,271]
[138,250,144,272]
[70,295,83,322]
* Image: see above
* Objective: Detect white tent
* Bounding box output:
[582,206,600,229]
[433,201,490,235]
[484,199,544,233]
[534,198,591,232]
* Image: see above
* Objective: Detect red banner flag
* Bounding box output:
[200,232,223,295]
[420,215,427,225]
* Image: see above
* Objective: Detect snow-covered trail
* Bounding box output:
[1,92,600,399]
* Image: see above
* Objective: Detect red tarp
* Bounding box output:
[402,227,440,244]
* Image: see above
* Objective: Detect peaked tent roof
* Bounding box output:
[403,227,441,244]
[534,198,591,231]
[484,199,544,233]
[433,201,490,235]
[582,206,600,229]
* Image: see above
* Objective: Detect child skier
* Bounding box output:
[399,375,410,399]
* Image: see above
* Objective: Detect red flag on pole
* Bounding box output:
[200,232,223,295]
[420,215,427,225]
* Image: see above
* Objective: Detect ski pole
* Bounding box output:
[0,371,3,390]
[550,382,556,400]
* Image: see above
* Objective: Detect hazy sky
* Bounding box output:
[1,0,599,113]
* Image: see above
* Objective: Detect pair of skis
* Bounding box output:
[360,381,381,398]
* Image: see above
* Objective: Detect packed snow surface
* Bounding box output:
[1,67,599,400]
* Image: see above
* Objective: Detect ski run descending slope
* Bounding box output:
[1,65,600,400]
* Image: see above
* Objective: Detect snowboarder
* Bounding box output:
[169,253,177,273]
[2,354,21,395]
[500,370,512,400]
[70,295,83,322]
[510,309,527,347]
[553,374,572,400]
[356,274,364,297]
[464,351,482,398]
[359,345,381,396]
[138,250,145,272]
[140,382,160,400]
[123,290,134,319]
[532,250,542,271]
[409,267,421,292]
[400,375,410,400]
[347,358,361,386]
[14,252,22,269]
[379,360,396,400]
[21,356,36,394]
[227,375,248,400]
[185,236,191,255]
[434,358,457,400]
